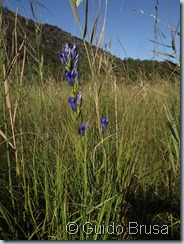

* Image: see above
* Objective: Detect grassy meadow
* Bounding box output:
[0,0,180,240]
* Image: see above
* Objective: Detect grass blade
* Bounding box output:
[90,1,101,45]
[69,0,80,25]
[83,0,88,39]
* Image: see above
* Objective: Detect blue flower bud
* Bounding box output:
[78,123,85,136]
[78,119,90,136]
[71,44,77,59]
[76,91,82,108]
[64,43,71,60]
[101,117,108,136]
[58,52,67,65]
[64,70,79,86]
[68,97,77,112]
[58,43,79,71]
[74,53,79,69]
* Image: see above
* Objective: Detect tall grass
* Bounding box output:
[0,0,180,240]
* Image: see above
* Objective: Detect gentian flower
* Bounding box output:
[70,44,77,59]
[71,44,79,68]
[101,117,108,136]
[64,69,79,86]
[68,97,77,112]
[64,43,70,57]
[78,123,85,136]
[73,53,79,69]
[58,51,67,66]
[58,43,79,71]
[68,92,82,112]
[78,119,90,136]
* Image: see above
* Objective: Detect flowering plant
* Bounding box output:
[58,43,108,137]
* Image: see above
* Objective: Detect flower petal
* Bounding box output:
[101,117,108,135]
[64,70,78,85]
[58,52,67,65]
[68,97,77,112]
[78,123,85,136]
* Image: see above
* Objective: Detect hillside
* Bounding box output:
[1,6,179,83]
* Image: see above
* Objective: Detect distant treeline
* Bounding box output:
[2,7,179,84]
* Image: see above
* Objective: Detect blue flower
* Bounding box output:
[70,44,77,59]
[73,53,79,69]
[68,97,77,112]
[58,51,67,66]
[64,43,70,56]
[58,43,79,70]
[78,123,85,136]
[101,117,108,136]
[68,92,82,112]
[71,44,79,68]
[78,119,90,136]
[64,70,79,86]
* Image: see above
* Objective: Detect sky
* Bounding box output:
[2,0,180,61]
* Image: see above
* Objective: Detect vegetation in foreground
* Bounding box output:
[0,0,180,240]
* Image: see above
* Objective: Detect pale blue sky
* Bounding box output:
[3,0,180,61]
